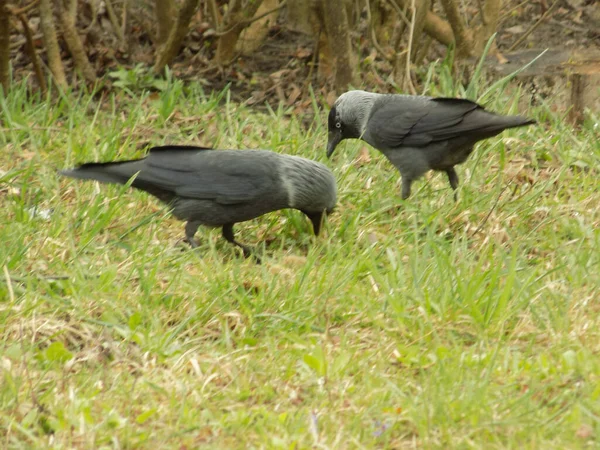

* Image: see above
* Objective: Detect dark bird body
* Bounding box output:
[327,90,536,199]
[61,146,337,258]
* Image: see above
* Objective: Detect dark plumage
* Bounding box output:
[61,146,337,258]
[327,90,536,199]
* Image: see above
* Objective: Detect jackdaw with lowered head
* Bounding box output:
[326,90,536,200]
[61,145,337,258]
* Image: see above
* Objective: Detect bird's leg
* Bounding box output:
[222,224,259,262]
[401,177,412,200]
[185,221,201,248]
[446,167,459,201]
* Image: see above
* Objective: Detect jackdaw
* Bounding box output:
[61,146,337,258]
[326,90,536,199]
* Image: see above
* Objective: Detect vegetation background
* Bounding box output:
[1,0,599,447]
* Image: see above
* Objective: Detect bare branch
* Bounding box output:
[105,0,125,47]
[17,12,48,95]
[9,0,40,15]
[55,0,97,83]
[38,0,67,89]
[365,0,394,61]
[404,0,416,94]
[214,0,286,37]
[215,0,265,65]
[507,0,559,52]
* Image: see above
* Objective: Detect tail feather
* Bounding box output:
[498,115,536,130]
[476,116,536,136]
[60,160,145,185]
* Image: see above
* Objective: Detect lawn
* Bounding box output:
[1,74,599,448]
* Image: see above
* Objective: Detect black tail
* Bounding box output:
[467,111,536,140]
[497,115,536,130]
[60,159,145,186]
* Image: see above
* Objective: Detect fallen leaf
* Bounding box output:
[575,424,593,439]
[505,25,525,34]
[354,147,371,167]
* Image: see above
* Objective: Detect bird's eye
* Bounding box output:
[335,122,341,129]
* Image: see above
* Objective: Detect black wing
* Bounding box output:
[367,98,483,149]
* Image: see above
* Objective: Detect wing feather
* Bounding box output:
[134,147,278,205]
[367,98,485,148]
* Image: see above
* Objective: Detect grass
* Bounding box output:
[1,71,599,448]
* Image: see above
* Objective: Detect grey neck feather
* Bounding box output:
[336,90,381,136]
[278,156,336,211]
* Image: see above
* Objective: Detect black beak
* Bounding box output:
[304,211,325,236]
[326,131,342,158]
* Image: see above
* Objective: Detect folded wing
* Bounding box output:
[367,98,532,149]
[62,146,278,206]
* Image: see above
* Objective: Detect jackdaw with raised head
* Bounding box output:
[61,146,337,258]
[327,90,536,200]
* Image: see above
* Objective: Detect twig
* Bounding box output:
[365,0,393,61]
[208,0,221,28]
[498,0,535,25]
[8,0,40,15]
[507,0,560,52]
[404,0,417,94]
[213,0,287,37]
[386,0,411,28]
[82,0,99,34]
[104,0,125,46]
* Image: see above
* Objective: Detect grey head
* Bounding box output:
[278,154,337,236]
[327,90,382,158]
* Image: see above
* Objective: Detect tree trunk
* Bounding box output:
[155,0,176,47]
[474,0,502,54]
[286,0,316,34]
[18,13,48,95]
[321,0,356,91]
[0,0,9,94]
[153,0,200,73]
[410,0,431,61]
[55,0,97,83]
[237,0,279,56]
[439,0,473,58]
[39,0,67,89]
[215,0,265,66]
[423,9,454,47]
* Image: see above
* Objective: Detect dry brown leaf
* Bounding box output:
[287,84,301,106]
[575,424,593,439]
[354,147,371,167]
